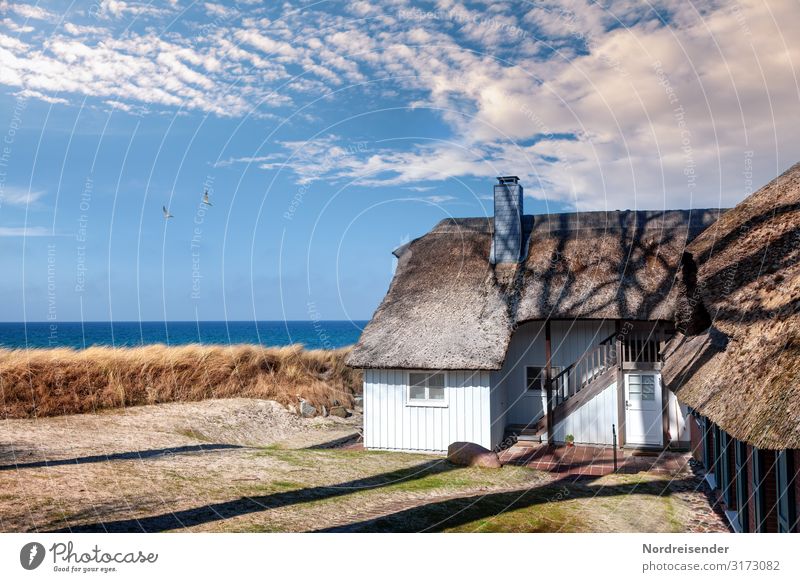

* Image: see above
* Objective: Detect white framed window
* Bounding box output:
[524,366,561,390]
[627,373,656,401]
[407,371,447,407]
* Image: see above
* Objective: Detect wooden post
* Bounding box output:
[615,320,626,448]
[659,324,671,449]
[545,320,553,445]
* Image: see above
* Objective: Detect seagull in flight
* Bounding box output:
[202,190,213,206]
[162,205,174,219]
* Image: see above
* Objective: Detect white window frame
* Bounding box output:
[406,370,449,408]
[523,365,561,391]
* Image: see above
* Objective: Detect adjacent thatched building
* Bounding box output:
[662,162,800,533]
[347,176,720,454]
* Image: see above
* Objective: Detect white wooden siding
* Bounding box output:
[552,381,618,445]
[550,320,616,369]
[499,320,615,426]
[363,369,492,453]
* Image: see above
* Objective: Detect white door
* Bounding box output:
[625,373,663,446]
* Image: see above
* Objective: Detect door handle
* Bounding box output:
[625,400,629,409]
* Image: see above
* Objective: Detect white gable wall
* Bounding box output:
[363,369,492,453]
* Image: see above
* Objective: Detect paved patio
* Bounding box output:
[498,443,690,476]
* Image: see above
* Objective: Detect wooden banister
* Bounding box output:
[548,342,617,407]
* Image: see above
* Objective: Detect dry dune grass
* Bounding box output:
[0,344,361,418]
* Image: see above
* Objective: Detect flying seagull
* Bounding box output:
[162,205,174,219]
[202,190,213,206]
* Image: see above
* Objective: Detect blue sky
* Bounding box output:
[0,0,797,322]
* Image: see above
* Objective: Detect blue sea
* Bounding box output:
[0,321,368,350]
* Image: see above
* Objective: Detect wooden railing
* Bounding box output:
[548,342,616,407]
[547,329,667,410]
[620,336,660,365]
[600,331,662,366]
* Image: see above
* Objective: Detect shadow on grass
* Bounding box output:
[0,444,243,471]
[315,474,701,533]
[50,457,457,532]
[305,433,362,450]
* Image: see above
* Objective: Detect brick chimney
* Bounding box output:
[491,176,524,264]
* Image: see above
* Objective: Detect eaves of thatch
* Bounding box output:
[662,162,800,450]
[346,209,720,371]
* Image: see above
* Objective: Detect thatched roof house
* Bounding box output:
[662,162,800,450]
[348,175,727,454]
[347,209,720,371]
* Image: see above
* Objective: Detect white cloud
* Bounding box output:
[0,187,46,206]
[244,0,800,210]
[204,2,238,19]
[0,226,51,237]
[14,89,69,104]
[1,17,35,33]
[63,22,109,36]
[0,0,797,212]
[96,0,173,20]
[419,194,457,204]
[0,1,56,21]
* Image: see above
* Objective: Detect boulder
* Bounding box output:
[329,406,349,418]
[447,442,501,469]
[299,400,317,418]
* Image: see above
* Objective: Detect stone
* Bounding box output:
[299,400,317,418]
[329,406,349,418]
[447,442,502,469]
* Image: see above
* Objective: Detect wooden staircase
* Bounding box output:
[505,418,548,445]
[504,342,619,445]
[503,330,666,445]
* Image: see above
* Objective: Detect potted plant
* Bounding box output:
[565,434,575,447]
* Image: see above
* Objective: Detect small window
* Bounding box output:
[752,447,767,532]
[776,450,797,533]
[525,366,560,391]
[408,372,446,405]
[628,374,655,401]
[641,375,656,401]
[526,366,545,390]
[735,440,750,532]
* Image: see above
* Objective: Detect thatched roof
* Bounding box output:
[347,209,719,371]
[662,162,800,450]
